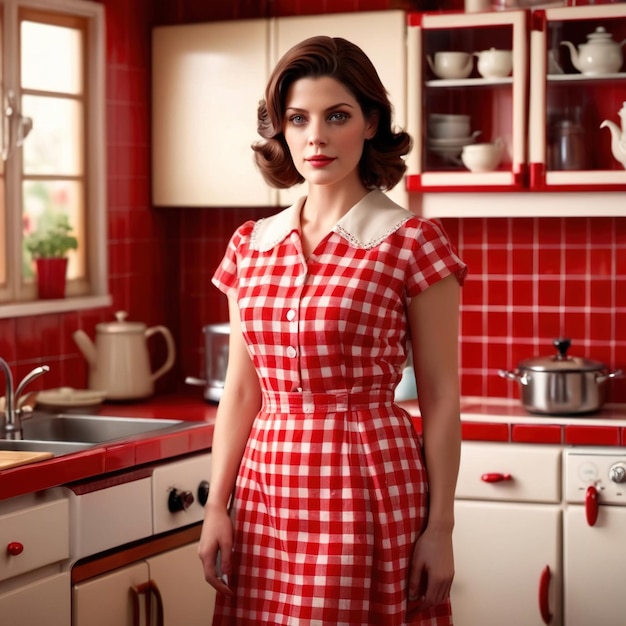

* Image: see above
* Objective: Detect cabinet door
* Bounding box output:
[564,505,626,626]
[147,541,215,626]
[407,10,528,192]
[73,561,149,626]
[452,500,561,626]
[529,4,626,192]
[0,572,70,626]
[152,20,273,207]
[272,11,407,208]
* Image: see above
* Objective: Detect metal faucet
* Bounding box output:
[0,357,50,438]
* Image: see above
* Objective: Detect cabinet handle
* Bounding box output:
[480,472,512,483]
[148,579,165,626]
[6,541,24,556]
[538,565,553,624]
[585,485,599,527]
[131,580,164,626]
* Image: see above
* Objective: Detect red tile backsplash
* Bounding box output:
[0,0,624,408]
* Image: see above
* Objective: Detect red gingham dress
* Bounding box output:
[211,190,466,626]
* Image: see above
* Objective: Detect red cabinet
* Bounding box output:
[407,10,529,192]
[407,5,626,198]
[529,4,626,191]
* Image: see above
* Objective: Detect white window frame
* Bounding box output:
[0,0,110,318]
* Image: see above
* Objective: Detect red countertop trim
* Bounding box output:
[2,394,626,503]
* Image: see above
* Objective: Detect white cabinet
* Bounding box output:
[0,572,71,626]
[562,447,626,626]
[152,19,272,207]
[272,11,407,208]
[73,540,215,625]
[0,490,70,626]
[152,11,407,208]
[452,443,562,625]
[563,505,626,626]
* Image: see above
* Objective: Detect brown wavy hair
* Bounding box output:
[252,36,412,191]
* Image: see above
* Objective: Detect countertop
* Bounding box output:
[1,392,625,502]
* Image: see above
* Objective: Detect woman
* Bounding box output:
[198,35,467,626]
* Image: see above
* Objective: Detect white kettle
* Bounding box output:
[73,311,176,400]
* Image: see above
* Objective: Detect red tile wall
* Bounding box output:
[0,0,624,406]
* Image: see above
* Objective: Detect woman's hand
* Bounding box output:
[198,503,235,597]
[407,525,454,615]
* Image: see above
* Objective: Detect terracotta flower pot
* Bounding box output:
[35,257,68,299]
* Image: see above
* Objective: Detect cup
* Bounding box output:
[428,113,471,139]
[474,49,513,78]
[461,141,503,172]
[427,52,474,80]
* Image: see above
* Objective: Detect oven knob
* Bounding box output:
[168,488,194,512]
[609,463,626,484]
[198,480,210,506]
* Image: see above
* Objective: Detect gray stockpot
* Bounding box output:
[499,339,623,415]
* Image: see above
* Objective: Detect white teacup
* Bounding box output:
[428,113,471,139]
[474,48,513,78]
[427,51,474,80]
[461,140,503,172]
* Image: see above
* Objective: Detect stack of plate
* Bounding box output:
[427,131,481,164]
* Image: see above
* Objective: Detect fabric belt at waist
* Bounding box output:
[261,390,395,414]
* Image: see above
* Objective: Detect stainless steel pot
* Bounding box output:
[185,323,230,402]
[499,338,623,415]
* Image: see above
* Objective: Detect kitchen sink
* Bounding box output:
[0,438,94,456]
[18,414,192,444]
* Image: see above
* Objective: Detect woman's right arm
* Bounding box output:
[198,296,262,595]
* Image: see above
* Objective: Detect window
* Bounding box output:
[0,0,109,317]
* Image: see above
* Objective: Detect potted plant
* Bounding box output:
[24,213,78,299]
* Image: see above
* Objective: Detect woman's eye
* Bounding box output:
[288,114,306,125]
[329,112,349,123]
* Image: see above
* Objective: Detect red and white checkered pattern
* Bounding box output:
[211,193,465,625]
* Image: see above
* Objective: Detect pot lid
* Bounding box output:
[96,311,146,334]
[519,338,606,372]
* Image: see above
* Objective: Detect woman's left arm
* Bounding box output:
[407,273,462,611]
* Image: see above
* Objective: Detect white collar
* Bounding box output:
[250,189,413,252]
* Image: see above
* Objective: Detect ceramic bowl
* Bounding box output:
[428,113,471,139]
[461,142,503,172]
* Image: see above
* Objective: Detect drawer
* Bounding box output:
[0,496,69,582]
[456,442,561,504]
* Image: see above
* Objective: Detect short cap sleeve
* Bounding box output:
[405,218,467,298]
[212,220,255,299]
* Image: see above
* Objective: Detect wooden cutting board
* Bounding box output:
[0,450,54,470]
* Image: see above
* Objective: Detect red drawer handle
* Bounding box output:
[538,565,553,624]
[481,473,512,483]
[585,485,599,527]
[7,542,24,556]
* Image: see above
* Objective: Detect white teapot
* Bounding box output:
[560,27,626,75]
[600,101,626,169]
[73,311,176,400]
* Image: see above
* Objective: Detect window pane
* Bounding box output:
[21,21,82,94]
[22,180,84,281]
[0,180,5,286]
[22,95,83,176]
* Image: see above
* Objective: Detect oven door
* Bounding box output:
[563,504,626,626]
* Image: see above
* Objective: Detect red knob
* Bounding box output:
[7,542,24,556]
[585,485,599,527]
[481,473,512,483]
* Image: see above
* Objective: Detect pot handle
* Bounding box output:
[498,369,531,385]
[595,369,624,384]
